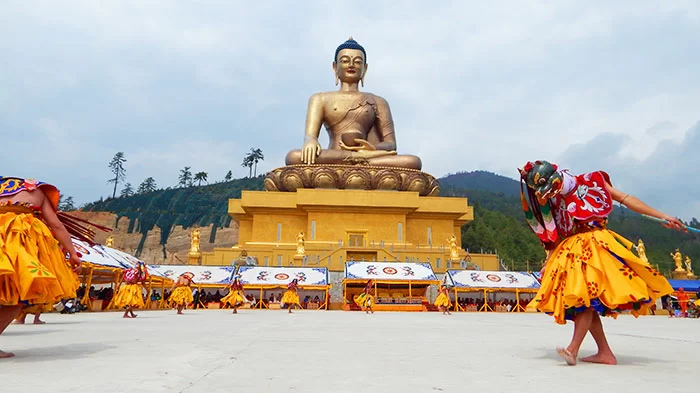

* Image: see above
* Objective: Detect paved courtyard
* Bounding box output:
[1,310,697,393]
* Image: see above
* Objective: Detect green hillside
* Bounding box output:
[82,176,265,256]
[83,172,699,276]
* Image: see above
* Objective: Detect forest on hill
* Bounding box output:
[83,171,699,275]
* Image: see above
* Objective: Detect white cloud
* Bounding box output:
[1,1,698,218]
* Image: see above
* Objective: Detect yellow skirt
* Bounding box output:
[354,292,374,308]
[169,286,194,306]
[221,289,246,306]
[0,212,78,306]
[434,292,452,308]
[281,289,300,306]
[112,283,145,309]
[529,228,673,324]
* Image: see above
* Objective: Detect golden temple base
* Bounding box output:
[199,188,500,273]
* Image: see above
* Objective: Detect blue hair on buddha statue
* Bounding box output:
[335,37,366,62]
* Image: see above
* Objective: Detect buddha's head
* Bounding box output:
[334,37,368,85]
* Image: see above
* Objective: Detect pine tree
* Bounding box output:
[178,166,193,187]
[120,183,134,197]
[107,152,127,198]
[137,177,157,194]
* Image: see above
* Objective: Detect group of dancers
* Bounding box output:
[351,279,453,315]
[112,268,305,316]
[0,166,692,364]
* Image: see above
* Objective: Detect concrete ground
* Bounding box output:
[0,310,697,393]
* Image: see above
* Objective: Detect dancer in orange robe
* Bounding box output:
[677,288,689,317]
[0,177,84,358]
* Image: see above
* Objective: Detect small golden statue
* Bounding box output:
[671,249,684,271]
[685,255,693,274]
[189,227,201,256]
[296,231,306,256]
[635,239,648,263]
[447,234,459,261]
[285,37,422,170]
[105,235,115,248]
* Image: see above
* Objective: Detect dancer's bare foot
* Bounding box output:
[123,314,132,318]
[130,313,137,318]
[13,319,24,325]
[177,311,183,315]
[32,319,45,325]
[580,353,617,365]
[0,350,15,358]
[232,309,237,314]
[556,347,577,366]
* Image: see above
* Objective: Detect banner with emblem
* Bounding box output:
[71,238,129,269]
[447,270,540,289]
[237,266,329,287]
[149,265,235,285]
[345,261,437,281]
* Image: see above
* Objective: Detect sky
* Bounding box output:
[1,1,699,219]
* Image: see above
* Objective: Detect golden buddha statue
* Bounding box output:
[266,37,438,196]
[671,249,684,271]
[635,239,648,263]
[296,231,306,256]
[447,234,459,261]
[105,235,115,248]
[285,37,421,170]
[189,227,201,255]
[685,255,692,274]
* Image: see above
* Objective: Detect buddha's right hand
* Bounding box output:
[301,139,322,164]
[352,150,397,159]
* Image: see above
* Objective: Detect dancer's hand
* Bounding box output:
[662,215,686,232]
[68,252,82,273]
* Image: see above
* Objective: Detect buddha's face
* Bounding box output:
[334,48,366,83]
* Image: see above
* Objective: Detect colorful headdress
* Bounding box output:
[518,160,563,249]
[335,37,366,62]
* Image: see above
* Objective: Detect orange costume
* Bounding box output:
[677,288,689,317]
[0,177,78,306]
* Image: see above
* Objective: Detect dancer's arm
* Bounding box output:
[40,192,82,271]
[605,182,685,231]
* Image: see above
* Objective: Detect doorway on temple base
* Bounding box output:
[346,231,366,247]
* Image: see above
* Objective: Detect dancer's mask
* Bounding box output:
[519,160,563,204]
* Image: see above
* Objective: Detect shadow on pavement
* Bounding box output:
[9,342,114,363]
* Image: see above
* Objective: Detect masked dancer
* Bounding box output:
[434,283,453,315]
[112,261,148,318]
[519,160,682,366]
[170,272,195,315]
[354,279,375,314]
[221,274,247,313]
[281,279,302,313]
